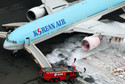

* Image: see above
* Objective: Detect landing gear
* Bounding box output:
[11,50,18,58]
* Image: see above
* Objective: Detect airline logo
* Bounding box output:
[33,19,66,37]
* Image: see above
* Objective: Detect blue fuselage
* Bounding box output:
[4,0,125,50]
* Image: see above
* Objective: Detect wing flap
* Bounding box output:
[73,20,125,38]
[43,0,69,14]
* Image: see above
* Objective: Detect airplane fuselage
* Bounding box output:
[4,0,125,50]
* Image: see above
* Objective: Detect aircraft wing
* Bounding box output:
[42,0,69,14]
[70,20,125,38]
[0,32,7,38]
[2,22,28,29]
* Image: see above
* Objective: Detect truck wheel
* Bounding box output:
[70,77,74,81]
[55,78,59,82]
[50,79,54,82]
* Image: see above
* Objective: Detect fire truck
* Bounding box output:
[39,66,79,82]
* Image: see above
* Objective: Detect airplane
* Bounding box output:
[0,0,125,68]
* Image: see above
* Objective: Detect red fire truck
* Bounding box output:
[39,66,79,82]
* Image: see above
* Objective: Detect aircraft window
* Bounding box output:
[6,34,17,44]
[6,31,17,44]
[7,39,17,44]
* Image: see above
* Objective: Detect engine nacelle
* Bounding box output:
[81,36,101,50]
[26,5,46,20]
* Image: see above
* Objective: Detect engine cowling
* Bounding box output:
[26,5,46,20]
[81,36,101,50]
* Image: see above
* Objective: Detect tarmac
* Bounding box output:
[0,0,124,84]
[0,0,58,84]
[0,1,84,84]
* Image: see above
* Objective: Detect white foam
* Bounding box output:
[46,20,125,84]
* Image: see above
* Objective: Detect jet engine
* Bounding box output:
[81,36,101,50]
[26,5,46,20]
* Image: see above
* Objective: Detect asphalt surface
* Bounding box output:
[0,1,79,84]
[0,0,124,84]
[0,0,60,84]
[0,0,40,83]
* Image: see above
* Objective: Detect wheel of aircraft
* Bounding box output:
[11,50,18,58]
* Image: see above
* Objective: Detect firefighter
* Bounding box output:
[109,37,113,43]
[109,37,123,43]
[115,37,118,41]
[115,37,123,42]
[72,58,76,65]
[74,58,76,63]
[84,67,86,73]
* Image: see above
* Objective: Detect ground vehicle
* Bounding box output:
[39,66,79,82]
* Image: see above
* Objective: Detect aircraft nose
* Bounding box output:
[3,40,16,50]
[3,40,23,50]
[3,42,11,50]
